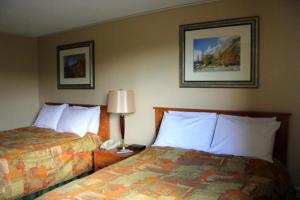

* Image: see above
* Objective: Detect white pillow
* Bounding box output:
[56,106,96,137]
[209,114,281,162]
[153,112,217,152]
[73,106,100,134]
[34,104,68,130]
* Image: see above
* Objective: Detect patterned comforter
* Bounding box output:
[37,146,289,200]
[0,126,101,199]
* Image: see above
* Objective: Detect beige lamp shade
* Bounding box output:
[107,90,135,114]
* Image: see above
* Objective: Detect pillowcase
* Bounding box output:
[56,106,96,137]
[73,106,100,134]
[209,114,281,162]
[34,104,68,130]
[153,112,217,152]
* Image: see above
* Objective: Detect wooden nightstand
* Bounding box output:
[93,148,142,171]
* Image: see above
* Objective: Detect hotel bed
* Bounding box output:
[37,107,291,200]
[0,103,110,200]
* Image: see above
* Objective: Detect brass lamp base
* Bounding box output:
[119,139,128,150]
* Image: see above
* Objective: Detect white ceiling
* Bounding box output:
[0,0,214,37]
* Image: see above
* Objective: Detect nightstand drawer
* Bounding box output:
[94,154,125,169]
[94,149,137,171]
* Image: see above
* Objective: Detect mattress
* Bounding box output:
[37,146,289,200]
[0,126,101,199]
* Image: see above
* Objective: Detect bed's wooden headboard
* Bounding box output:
[154,107,291,165]
[46,102,110,141]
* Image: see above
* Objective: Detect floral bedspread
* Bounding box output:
[0,126,101,199]
[37,146,289,200]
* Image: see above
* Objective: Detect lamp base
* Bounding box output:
[117,139,132,154]
[116,148,133,154]
[118,138,127,150]
[119,115,127,150]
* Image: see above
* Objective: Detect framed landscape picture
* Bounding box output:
[57,40,95,89]
[179,16,259,88]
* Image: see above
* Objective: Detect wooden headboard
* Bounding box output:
[154,107,291,165]
[46,102,110,141]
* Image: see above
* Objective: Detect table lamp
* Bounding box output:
[107,89,135,150]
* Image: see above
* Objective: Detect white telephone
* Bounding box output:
[100,139,121,150]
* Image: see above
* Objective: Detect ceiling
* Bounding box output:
[0,0,214,37]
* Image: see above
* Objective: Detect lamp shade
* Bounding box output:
[107,90,135,114]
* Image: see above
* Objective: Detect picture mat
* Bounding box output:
[59,46,91,85]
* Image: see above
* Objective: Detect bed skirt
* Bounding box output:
[17,171,92,200]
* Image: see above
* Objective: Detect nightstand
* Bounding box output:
[93,148,142,171]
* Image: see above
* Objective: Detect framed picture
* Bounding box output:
[57,40,95,89]
[179,16,259,88]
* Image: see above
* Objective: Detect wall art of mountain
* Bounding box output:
[193,35,241,72]
[64,53,86,78]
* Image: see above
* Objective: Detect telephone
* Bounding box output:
[100,139,121,150]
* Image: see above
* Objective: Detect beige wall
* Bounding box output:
[0,33,39,130]
[38,0,300,185]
